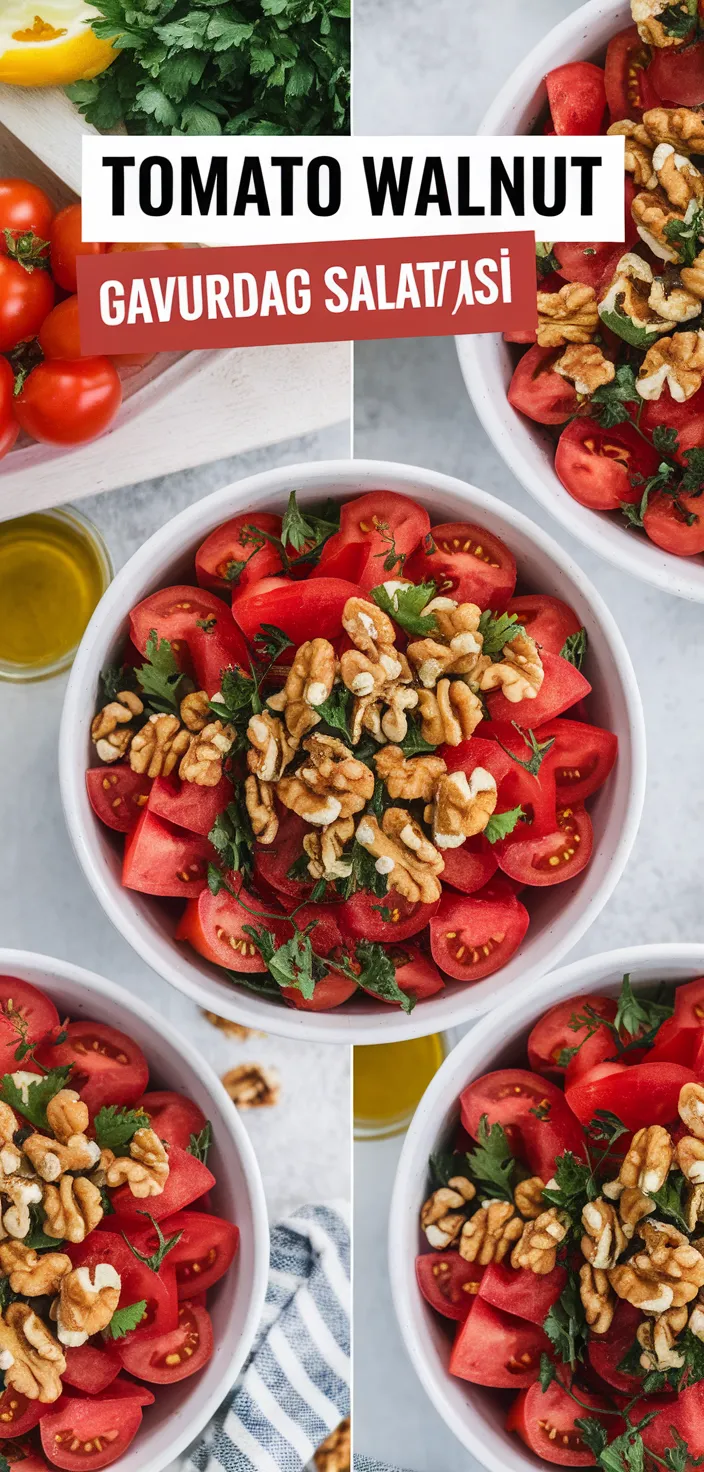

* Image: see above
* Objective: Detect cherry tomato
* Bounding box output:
[555,418,660,511]
[566,1059,696,1131]
[508,1378,617,1465]
[339,888,440,943]
[40,1395,142,1471]
[496,804,593,888]
[406,521,517,611]
[0,976,59,1075]
[49,204,106,293]
[112,1209,238,1299]
[232,575,362,647]
[86,766,152,834]
[176,881,287,971]
[507,344,578,426]
[460,1067,572,1140]
[440,837,499,896]
[643,491,704,557]
[478,1260,567,1326]
[281,971,359,1010]
[14,358,122,446]
[430,891,529,982]
[552,241,627,289]
[253,810,318,901]
[587,1300,647,1394]
[195,512,285,593]
[486,649,591,727]
[605,25,658,120]
[135,1091,207,1151]
[0,1393,42,1440]
[527,995,616,1079]
[117,1301,213,1384]
[147,774,232,839]
[538,719,618,805]
[62,1343,122,1395]
[648,37,704,106]
[0,255,54,353]
[122,809,213,899]
[415,1250,484,1321]
[38,1021,149,1114]
[506,594,581,657]
[0,357,18,461]
[313,490,430,592]
[472,722,558,836]
[38,294,82,359]
[0,179,54,250]
[450,1296,550,1388]
[111,1144,215,1221]
[377,945,444,1003]
[545,62,607,134]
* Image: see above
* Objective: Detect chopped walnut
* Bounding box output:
[379,685,419,744]
[180,690,210,733]
[55,1264,121,1348]
[247,710,298,784]
[680,249,704,299]
[340,598,406,699]
[609,1220,704,1311]
[277,734,375,826]
[619,1125,673,1198]
[420,1182,474,1248]
[648,269,702,325]
[0,1176,43,1240]
[512,1208,569,1275]
[374,746,447,803]
[599,251,673,335]
[644,105,704,154]
[638,330,704,401]
[0,1303,65,1403]
[479,630,544,705]
[303,817,355,881]
[267,639,336,739]
[607,120,657,189]
[0,1103,21,1177]
[179,719,235,787]
[652,142,704,210]
[342,597,397,657]
[45,1091,88,1145]
[427,768,497,850]
[0,1243,71,1297]
[104,1129,169,1199]
[202,1012,260,1040]
[676,1134,704,1184]
[460,1201,523,1265]
[222,1063,280,1108]
[638,1305,689,1372]
[579,1263,615,1335]
[244,774,279,845]
[417,680,484,746]
[632,0,691,47]
[42,1177,103,1244]
[23,1130,100,1183]
[91,690,144,764]
[129,712,190,779]
[686,1183,704,1234]
[679,1082,704,1139]
[632,188,684,262]
[407,602,486,688]
[314,1419,350,1472]
[555,343,616,397]
[355,809,444,905]
[514,1177,546,1221]
[619,1186,657,1237]
[581,1199,628,1270]
[536,282,599,348]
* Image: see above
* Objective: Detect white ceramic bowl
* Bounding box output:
[0,949,268,1472]
[390,943,704,1472]
[59,458,645,1043]
[457,0,704,603]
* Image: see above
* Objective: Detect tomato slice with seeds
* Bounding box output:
[486,650,591,728]
[450,1296,550,1388]
[111,1210,239,1300]
[129,585,230,658]
[0,978,60,1077]
[460,1067,570,1141]
[175,880,287,972]
[506,594,581,657]
[86,768,152,835]
[555,418,659,512]
[406,521,516,611]
[134,1091,207,1151]
[313,491,430,593]
[0,1392,43,1440]
[117,1301,213,1384]
[37,1022,148,1114]
[122,809,213,899]
[478,1261,567,1327]
[508,1378,616,1465]
[507,345,579,427]
[338,888,439,943]
[40,1395,142,1471]
[68,1231,177,1348]
[415,1251,484,1321]
[538,719,618,805]
[643,490,704,557]
[605,25,656,120]
[528,995,616,1080]
[495,804,593,888]
[648,37,704,106]
[429,891,529,983]
[195,512,285,593]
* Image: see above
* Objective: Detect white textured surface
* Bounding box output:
[352,2,700,1469]
[0,423,351,1226]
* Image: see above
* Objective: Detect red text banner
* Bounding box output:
[77,232,537,352]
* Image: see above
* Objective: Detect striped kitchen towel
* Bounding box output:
[353,1460,407,1472]
[185,1203,350,1472]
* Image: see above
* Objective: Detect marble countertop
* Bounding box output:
[353,1,704,1468]
[0,421,351,1227]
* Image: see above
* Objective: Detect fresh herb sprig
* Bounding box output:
[94,1105,151,1154]
[122,1211,183,1273]
[0,1068,73,1132]
[371,581,438,637]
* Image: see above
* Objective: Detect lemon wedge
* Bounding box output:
[0,2,117,86]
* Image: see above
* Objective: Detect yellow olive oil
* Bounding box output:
[0,509,110,679]
[354,1034,446,1140]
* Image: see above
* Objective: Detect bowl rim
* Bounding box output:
[389,942,704,1472]
[59,456,646,1044]
[457,0,704,603]
[0,947,270,1472]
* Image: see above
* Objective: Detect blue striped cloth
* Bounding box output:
[353,1461,406,1471]
[185,1203,350,1472]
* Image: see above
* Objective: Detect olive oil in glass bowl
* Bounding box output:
[353,1034,447,1141]
[0,507,111,682]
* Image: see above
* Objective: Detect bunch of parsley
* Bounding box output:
[67,0,350,137]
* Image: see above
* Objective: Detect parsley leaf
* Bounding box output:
[398,716,438,756]
[94,1105,151,1154]
[465,1115,516,1201]
[316,685,353,739]
[100,663,131,704]
[543,1270,588,1368]
[484,805,524,843]
[280,490,339,556]
[664,201,704,267]
[122,1211,183,1273]
[0,1067,72,1131]
[210,666,260,727]
[334,840,388,900]
[574,1417,610,1461]
[25,1204,64,1251]
[105,1300,148,1340]
[478,610,525,660]
[243,925,324,1001]
[614,974,673,1041]
[681,446,704,496]
[349,939,412,1013]
[536,242,560,277]
[188,1122,212,1165]
[589,364,640,427]
[653,425,680,457]
[136,631,186,715]
[254,624,294,662]
[496,724,555,777]
[543,1150,597,1216]
[659,0,698,40]
[209,799,254,880]
[664,1428,704,1472]
[560,628,588,670]
[429,1150,471,1189]
[649,1171,689,1233]
[371,581,438,637]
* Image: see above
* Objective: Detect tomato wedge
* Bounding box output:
[545,62,607,134]
[566,1060,696,1131]
[187,615,250,697]
[313,490,430,593]
[450,1296,550,1387]
[40,1396,142,1471]
[496,805,593,888]
[460,1067,572,1140]
[195,512,285,593]
[539,719,618,804]
[232,576,362,647]
[117,1301,213,1384]
[116,1209,239,1298]
[430,891,529,982]
[416,1251,484,1321]
[129,585,230,657]
[648,38,704,106]
[37,1021,148,1113]
[62,1344,122,1396]
[253,810,317,901]
[440,837,499,896]
[508,1379,616,1465]
[478,1261,566,1326]
[605,25,657,120]
[175,880,286,971]
[110,1144,215,1220]
[86,767,152,835]
[68,1230,178,1343]
[122,809,213,899]
[146,774,232,839]
[649,978,704,1066]
[553,241,625,290]
[281,971,359,1010]
[587,1299,645,1394]
[643,491,704,557]
[135,1090,207,1151]
[376,945,444,1003]
[555,418,659,511]
[406,521,517,611]
[0,1392,43,1439]
[486,650,591,727]
[528,995,616,1080]
[508,345,578,427]
[506,594,581,657]
[0,978,59,1076]
[338,888,439,943]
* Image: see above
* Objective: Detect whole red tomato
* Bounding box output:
[0,178,54,252]
[50,204,106,292]
[0,357,19,460]
[0,255,54,352]
[14,357,122,445]
[38,295,82,359]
